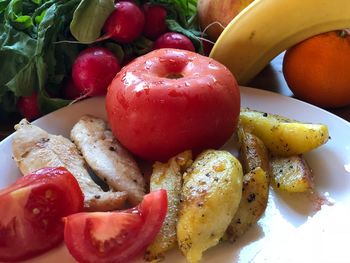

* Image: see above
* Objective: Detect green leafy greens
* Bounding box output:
[0,0,81,114]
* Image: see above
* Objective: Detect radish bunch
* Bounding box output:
[66,0,197,100]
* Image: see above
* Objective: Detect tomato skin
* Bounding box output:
[0,167,83,262]
[64,190,167,263]
[106,48,240,161]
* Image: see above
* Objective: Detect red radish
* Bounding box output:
[153,32,195,52]
[72,47,120,97]
[17,92,41,121]
[103,1,145,43]
[142,4,168,40]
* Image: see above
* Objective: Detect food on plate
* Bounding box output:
[225,128,269,241]
[0,167,83,262]
[70,115,146,205]
[4,104,332,262]
[153,32,196,51]
[12,119,127,211]
[270,155,314,192]
[283,30,350,108]
[71,47,121,97]
[239,108,329,156]
[145,150,193,261]
[237,127,270,174]
[209,0,350,85]
[64,190,168,263]
[177,150,243,263]
[197,0,255,41]
[102,1,145,43]
[225,167,269,241]
[106,48,240,161]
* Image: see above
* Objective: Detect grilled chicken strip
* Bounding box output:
[12,119,127,211]
[70,115,146,205]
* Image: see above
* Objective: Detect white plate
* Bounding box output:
[1,86,350,263]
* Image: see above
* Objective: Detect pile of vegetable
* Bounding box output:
[0,0,203,120]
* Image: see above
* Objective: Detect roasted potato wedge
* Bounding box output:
[145,151,193,262]
[177,150,243,263]
[239,108,329,156]
[238,127,270,174]
[223,128,270,242]
[225,167,269,242]
[270,155,314,192]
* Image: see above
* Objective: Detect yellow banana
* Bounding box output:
[209,0,350,85]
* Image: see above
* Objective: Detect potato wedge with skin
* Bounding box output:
[177,150,243,263]
[239,108,329,156]
[225,167,269,242]
[223,128,270,242]
[270,155,314,192]
[238,127,270,174]
[145,151,193,262]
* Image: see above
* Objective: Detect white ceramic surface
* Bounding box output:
[1,86,350,263]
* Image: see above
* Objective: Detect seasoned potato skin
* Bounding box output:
[224,129,270,242]
[238,127,270,174]
[225,167,269,241]
[270,155,314,192]
[145,151,192,262]
[239,108,329,156]
[177,150,243,263]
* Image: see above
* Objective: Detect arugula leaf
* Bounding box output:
[70,0,115,43]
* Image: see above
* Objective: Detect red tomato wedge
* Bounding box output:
[64,189,168,263]
[0,167,84,262]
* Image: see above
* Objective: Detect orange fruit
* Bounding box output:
[282,30,350,108]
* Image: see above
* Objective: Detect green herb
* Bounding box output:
[70,0,115,44]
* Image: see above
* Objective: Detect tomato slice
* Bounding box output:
[64,189,168,263]
[0,167,84,262]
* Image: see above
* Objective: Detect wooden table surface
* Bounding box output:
[1,53,349,141]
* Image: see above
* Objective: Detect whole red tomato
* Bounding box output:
[106,48,240,161]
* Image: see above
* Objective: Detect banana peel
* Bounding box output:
[210,0,350,85]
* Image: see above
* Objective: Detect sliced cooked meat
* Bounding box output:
[12,119,127,212]
[70,115,146,205]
